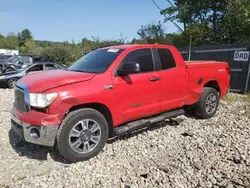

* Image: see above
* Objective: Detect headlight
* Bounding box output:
[29,93,58,108]
[0,76,5,79]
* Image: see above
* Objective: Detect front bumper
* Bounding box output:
[11,107,59,147]
[0,79,7,87]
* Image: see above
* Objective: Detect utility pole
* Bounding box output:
[188,35,192,61]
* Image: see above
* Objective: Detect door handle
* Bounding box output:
[149,77,160,82]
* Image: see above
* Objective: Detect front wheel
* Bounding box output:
[56,108,109,163]
[194,87,219,119]
[7,78,18,88]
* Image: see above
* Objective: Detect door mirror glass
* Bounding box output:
[117,62,140,76]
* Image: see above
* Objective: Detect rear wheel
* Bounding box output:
[194,87,219,119]
[56,108,109,163]
[7,78,18,88]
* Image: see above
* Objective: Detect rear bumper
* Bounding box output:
[11,107,59,147]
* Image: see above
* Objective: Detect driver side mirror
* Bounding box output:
[117,62,140,76]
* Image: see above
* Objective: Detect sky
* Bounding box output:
[0,0,181,42]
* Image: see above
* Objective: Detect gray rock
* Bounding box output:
[0,90,249,187]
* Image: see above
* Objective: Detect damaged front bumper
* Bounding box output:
[11,107,59,147]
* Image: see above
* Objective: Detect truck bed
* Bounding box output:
[185,60,228,68]
[184,60,230,104]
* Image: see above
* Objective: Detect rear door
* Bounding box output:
[113,48,161,123]
[154,48,189,112]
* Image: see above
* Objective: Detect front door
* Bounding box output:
[112,48,161,124]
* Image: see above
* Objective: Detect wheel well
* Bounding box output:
[68,103,114,137]
[204,80,220,94]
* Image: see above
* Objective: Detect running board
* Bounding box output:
[114,109,185,135]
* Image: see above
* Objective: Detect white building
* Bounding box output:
[0,49,19,55]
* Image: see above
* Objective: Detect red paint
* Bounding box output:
[15,44,230,127]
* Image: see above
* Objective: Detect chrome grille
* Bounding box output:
[14,87,29,112]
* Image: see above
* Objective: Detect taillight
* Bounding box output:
[226,67,231,75]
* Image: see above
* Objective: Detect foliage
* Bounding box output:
[0,33,19,49]
[131,38,148,44]
[82,36,125,54]
[137,21,166,44]
[158,0,250,45]
[0,29,127,66]
[41,44,71,65]
[19,29,33,40]
[19,39,36,54]
[218,0,250,43]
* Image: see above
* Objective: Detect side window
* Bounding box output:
[21,57,32,64]
[121,49,154,73]
[27,64,43,72]
[157,48,176,70]
[45,64,57,70]
[17,59,23,65]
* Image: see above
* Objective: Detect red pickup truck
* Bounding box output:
[11,44,230,162]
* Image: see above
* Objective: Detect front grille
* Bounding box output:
[14,87,30,112]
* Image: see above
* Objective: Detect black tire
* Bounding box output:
[56,108,109,163]
[194,87,219,119]
[5,68,15,73]
[7,78,18,88]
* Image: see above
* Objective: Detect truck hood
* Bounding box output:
[18,70,96,92]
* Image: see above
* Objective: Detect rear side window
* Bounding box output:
[157,48,176,70]
[121,49,154,73]
[27,64,43,72]
[45,64,57,70]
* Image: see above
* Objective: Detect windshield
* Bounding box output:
[68,48,124,74]
[9,56,21,63]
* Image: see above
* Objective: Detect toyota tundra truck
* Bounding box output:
[10,44,230,162]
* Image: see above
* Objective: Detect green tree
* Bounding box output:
[137,21,171,44]
[19,39,36,54]
[160,0,250,45]
[81,37,125,54]
[131,38,148,44]
[41,45,71,65]
[0,33,19,49]
[18,29,33,46]
[18,29,33,41]
[218,0,250,43]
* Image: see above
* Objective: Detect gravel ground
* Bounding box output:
[0,89,249,188]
